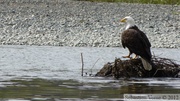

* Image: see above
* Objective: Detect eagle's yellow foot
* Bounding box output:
[122,53,132,59]
[122,55,131,58]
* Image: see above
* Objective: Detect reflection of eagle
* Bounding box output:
[120,16,152,71]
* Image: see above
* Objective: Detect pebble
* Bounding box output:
[0,0,179,48]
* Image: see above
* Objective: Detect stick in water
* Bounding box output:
[81,53,84,76]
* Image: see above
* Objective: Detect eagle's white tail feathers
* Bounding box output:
[141,58,152,71]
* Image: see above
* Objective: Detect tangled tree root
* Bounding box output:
[95,57,180,79]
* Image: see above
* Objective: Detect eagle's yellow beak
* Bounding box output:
[120,18,126,22]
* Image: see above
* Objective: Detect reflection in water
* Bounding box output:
[0,78,180,101]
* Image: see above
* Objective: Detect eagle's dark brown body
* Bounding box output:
[121,25,152,64]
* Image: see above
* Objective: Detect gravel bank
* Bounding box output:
[0,0,179,48]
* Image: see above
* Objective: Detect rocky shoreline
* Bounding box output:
[0,0,179,48]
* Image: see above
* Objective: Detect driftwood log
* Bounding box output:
[95,57,180,79]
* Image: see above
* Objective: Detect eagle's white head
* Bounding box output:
[120,16,135,30]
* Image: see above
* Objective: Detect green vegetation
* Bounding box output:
[79,0,180,5]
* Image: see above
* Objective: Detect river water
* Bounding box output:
[0,45,179,101]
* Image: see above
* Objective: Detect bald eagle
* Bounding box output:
[120,16,152,71]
